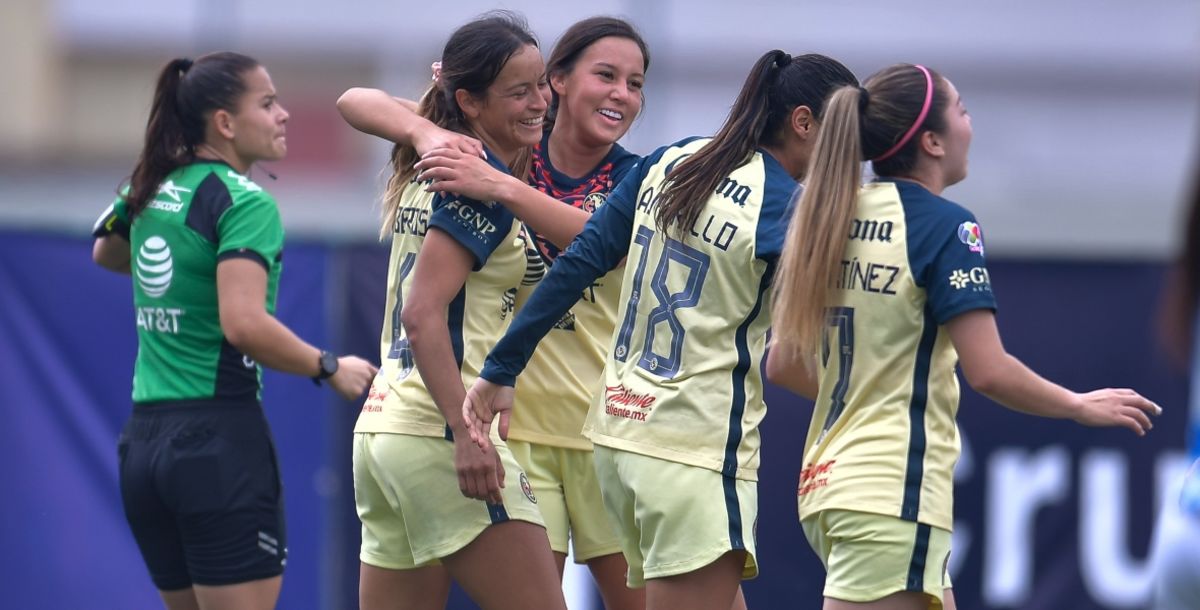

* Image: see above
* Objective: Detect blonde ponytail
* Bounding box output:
[772,86,864,357]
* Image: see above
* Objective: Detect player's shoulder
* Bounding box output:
[185,163,277,210]
[882,180,976,240]
[642,136,709,169]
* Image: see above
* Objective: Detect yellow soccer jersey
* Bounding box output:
[355,153,528,438]
[507,136,640,450]
[796,180,997,531]
[482,137,797,481]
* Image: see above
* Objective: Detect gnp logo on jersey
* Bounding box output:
[519,472,537,504]
[445,200,498,240]
[957,221,985,255]
[949,267,991,291]
[136,236,173,297]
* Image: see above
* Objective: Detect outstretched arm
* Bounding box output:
[462,198,636,447]
[336,87,484,158]
[947,309,1160,435]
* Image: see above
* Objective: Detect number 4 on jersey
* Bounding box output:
[387,252,417,379]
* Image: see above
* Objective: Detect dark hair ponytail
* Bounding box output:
[125,52,260,218]
[654,51,857,237]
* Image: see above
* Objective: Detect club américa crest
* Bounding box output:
[519,472,537,504]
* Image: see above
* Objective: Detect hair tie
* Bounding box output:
[431,61,443,85]
[857,86,870,114]
[774,52,792,69]
[871,64,933,163]
[177,58,194,74]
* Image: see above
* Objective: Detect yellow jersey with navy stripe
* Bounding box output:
[508,134,641,450]
[796,179,997,531]
[355,151,528,438]
[482,137,796,481]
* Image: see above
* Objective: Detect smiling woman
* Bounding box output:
[345,12,569,610]
[89,51,378,610]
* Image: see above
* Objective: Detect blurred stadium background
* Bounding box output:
[2,0,1199,608]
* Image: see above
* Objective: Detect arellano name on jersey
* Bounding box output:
[636,184,742,252]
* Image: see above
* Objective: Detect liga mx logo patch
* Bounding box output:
[957,221,984,255]
[136,236,174,298]
[519,472,537,504]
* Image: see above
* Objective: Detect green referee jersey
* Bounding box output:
[93,161,285,404]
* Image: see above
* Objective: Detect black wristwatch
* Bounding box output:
[312,350,338,385]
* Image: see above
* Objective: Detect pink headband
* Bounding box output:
[871,64,933,163]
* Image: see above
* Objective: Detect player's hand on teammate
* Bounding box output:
[462,377,515,450]
[454,435,505,504]
[329,356,379,401]
[412,128,485,160]
[1072,388,1162,436]
[416,147,517,202]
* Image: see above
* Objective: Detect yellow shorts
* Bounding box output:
[353,432,544,569]
[801,509,952,607]
[508,439,622,563]
[593,445,758,588]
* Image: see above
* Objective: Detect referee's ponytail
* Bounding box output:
[653,51,856,238]
[126,52,259,219]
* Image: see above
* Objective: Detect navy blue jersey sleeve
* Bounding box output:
[917,208,998,324]
[480,179,638,386]
[755,151,800,263]
[427,151,517,270]
[427,194,516,271]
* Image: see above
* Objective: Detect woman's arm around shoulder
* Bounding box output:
[336,87,483,158]
[415,148,589,249]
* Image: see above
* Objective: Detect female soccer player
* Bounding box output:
[460,50,859,610]
[766,63,1162,610]
[347,13,568,610]
[90,52,377,610]
[339,17,649,609]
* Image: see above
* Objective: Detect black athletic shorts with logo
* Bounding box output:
[118,400,287,590]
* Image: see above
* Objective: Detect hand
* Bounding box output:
[1072,388,1162,436]
[415,148,517,202]
[454,436,505,504]
[412,127,484,160]
[462,377,514,450]
[329,356,379,401]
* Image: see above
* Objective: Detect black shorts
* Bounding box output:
[118,400,287,590]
